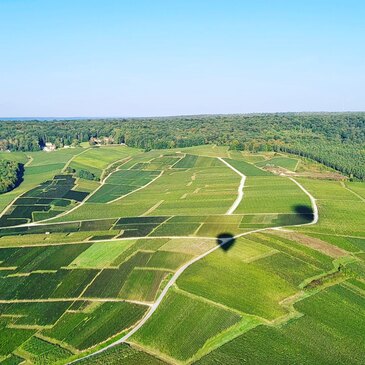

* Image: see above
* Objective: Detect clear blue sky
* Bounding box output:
[0,0,364,117]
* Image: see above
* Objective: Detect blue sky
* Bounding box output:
[0,0,364,117]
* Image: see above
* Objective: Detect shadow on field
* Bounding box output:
[216,233,236,252]
[293,204,314,223]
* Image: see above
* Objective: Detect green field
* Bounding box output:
[0,144,363,364]
[132,289,242,361]
[43,301,147,350]
[197,285,365,365]
[88,169,160,203]
[68,240,136,268]
[255,156,299,171]
[77,343,167,365]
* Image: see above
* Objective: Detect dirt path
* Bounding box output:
[217,157,246,215]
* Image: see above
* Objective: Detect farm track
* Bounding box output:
[68,159,319,364]
[218,157,246,215]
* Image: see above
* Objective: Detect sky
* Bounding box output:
[0,0,364,117]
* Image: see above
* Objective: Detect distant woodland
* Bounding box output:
[0,113,364,179]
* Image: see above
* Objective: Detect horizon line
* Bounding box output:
[0,110,364,121]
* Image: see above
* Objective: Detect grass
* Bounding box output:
[173,154,198,168]
[68,240,136,268]
[145,251,193,270]
[0,320,35,357]
[76,343,167,365]
[158,238,216,256]
[294,178,365,237]
[177,241,316,319]
[255,156,299,171]
[20,337,72,364]
[0,354,25,365]
[0,269,97,300]
[222,158,271,176]
[88,170,160,203]
[132,288,241,361]
[0,301,71,326]
[119,268,170,302]
[43,301,147,350]
[235,175,312,214]
[0,174,89,227]
[197,284,365,365]
[0,147,363,363]
[0,244,89,272]
[83,252,152,298]
[0,149,82,214]
[69,146,139,179]
[58,163,239,220]
[304,233,365,252]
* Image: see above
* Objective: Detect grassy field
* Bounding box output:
[0,145,363,364]
[0,174,89,226]
[55,155,240,221]
[20,336,72,364]
[43,301,147,350]
[69,146,139,179]
[77,343,167,365]
[197,284,365,365]
[255,156,299,171]
[88,169,160,203]
[294,178,365,237]
[68,240,136,268]
[0,148,83,214]
[235,175,312,214]
[119,268,170,302]
[132,288,242,362]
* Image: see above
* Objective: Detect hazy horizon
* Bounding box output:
[1,110,365,121]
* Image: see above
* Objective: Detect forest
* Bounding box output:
[0,113,364,179]
[0,160,23,193]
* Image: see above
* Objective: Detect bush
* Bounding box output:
[75,169,98,181]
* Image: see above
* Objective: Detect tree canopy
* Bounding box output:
[0,160,23,194]
[0,113,364,179]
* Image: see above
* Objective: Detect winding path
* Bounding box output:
[69,159,319,364]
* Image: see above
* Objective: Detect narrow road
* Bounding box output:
[218,157,246,215]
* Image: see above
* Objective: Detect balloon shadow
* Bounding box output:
[216,233,236,252]
[293,204,314,223]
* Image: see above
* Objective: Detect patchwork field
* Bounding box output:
[0,145,363,364]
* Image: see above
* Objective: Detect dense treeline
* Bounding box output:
[0,113,364,179]
[0,160,23,193]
